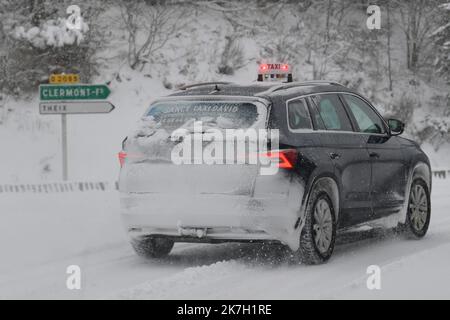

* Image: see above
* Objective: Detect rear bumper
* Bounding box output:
[120,180,304,250]
[127,227,279,244]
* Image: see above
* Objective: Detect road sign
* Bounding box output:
[39,101,115,114]
[40,84,111,101]
[39,82,114,181]
[49,74,80,84]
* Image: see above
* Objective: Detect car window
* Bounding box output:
[311,94,353,131]
[342,94,386,134]
[306,97,326,130]
[287,98,312,130]
[145,101,264,131]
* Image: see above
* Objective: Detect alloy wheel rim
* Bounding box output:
[313,198,333,254]
[409,184,428,232]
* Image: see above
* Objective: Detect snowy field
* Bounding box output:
[0,177,449,300]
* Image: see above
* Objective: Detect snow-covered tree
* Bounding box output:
[120,0,191,71]
[395,0,443,71]
[0,0,104,95]
[432,3,450,83]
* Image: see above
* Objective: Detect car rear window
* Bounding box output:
[145,101,263,131]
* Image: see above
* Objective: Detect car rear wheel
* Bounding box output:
[297,191,336,265]
[400,179,431,238]
[130,237,174,258]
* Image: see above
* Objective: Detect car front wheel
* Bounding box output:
[400,179,431,238]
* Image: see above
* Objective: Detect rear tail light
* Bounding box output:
[119,150,297,168]
[118,151,146,167]
[118,151,127,167]
[260,149,297,169]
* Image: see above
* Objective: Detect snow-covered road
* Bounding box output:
[1,178,449,299]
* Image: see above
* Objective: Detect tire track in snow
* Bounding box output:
[113,259,250,299]
[111,242,280,299]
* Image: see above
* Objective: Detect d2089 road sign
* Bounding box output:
[40,84,111,101]
[49,73,80,84]
[39,101,115,114]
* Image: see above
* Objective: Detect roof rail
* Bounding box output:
[178,81,234,90]
[260,80,346,94]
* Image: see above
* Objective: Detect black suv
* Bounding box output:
[118,81,432,264]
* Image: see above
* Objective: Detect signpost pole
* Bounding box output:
[61,114,68,181]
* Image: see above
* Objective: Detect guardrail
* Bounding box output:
[0,181,118,194]
[0,170,448,194]
[432,170,450,179]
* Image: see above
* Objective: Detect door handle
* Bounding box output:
[329,152,341,160]
[369,152,380,159]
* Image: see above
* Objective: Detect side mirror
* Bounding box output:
[388,119,405,136]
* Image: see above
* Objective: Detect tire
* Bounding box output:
[130,237,174,258]
[297,191,337,265]
[399,178,431,239]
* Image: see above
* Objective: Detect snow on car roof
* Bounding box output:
[168,82,352,99]
[169,83,272,97]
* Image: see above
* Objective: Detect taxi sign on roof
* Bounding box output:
[257,63,293,82]
[259,63,290,73]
